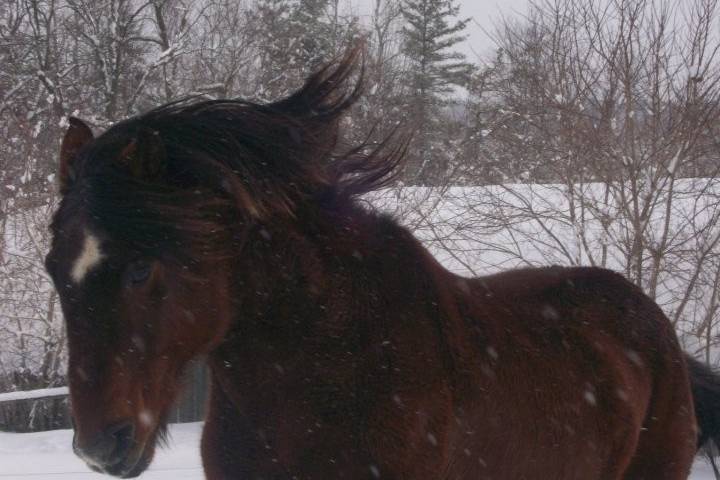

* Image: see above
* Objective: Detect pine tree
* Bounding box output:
[291,0,336,69]
[254,0,298,100]
[254,0,357,102]
[400,0,473,184]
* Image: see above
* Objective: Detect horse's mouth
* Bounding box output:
[83,434,155,478]
[95,449,151,478]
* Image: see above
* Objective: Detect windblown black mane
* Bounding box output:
[55,48,404,259]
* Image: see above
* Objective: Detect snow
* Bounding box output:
[583,390,597,406]
[0,387,68,403]
[667,144,684,175]
[0,419,717,478]
[0,423,202,479]
[0,421,713,478]
[694,462,720,479]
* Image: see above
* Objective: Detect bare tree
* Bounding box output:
[453,0,720,360]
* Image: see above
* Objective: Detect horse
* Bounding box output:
[45,47,720,479]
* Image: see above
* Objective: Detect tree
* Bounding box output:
[185,0,258,99]
[400,0,472,183]
[254,0,359,101]
[347,0,407,148]
[464,0,720,361]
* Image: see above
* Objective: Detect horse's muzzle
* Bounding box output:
[73,421,139,477]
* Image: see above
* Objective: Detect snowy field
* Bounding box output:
[0,423,201,479]
[0,422,716,479]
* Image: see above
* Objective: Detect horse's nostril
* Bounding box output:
[107,421,135,462]
[76,421,135,469]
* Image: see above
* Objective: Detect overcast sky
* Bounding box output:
[455,0,530,59]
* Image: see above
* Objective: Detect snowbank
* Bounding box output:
[0,422,202,478]
[0,421,716,478]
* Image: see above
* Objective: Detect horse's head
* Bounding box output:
[45,47,401,478]
[45,117,238,477]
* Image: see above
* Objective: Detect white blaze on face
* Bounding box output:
[70,230,104,283]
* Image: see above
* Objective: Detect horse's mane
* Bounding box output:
[62,48,405,259]
[127,47,402,214]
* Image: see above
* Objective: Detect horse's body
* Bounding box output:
[200,205,695,479]
[46,48,720,479]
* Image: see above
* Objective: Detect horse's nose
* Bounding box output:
[74,421,135,469]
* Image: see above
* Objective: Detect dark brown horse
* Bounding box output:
[46,48,720,479]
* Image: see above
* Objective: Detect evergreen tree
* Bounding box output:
[292,0,336,68]
[254,0,299,100]
[400,0,473,183]
[255,0,357,101]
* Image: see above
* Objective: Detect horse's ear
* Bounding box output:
[59,117,94,194]
[118,128,166,180]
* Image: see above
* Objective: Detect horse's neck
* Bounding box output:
[208,204,461,407]
[243,203,445,316]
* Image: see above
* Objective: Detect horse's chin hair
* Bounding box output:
[116,416,169,478]
[98,442,151,479]
[116,450,152,479]
[154,418,170,449]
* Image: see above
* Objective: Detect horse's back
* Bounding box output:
[451,266,697,479]
[474,266,678,353]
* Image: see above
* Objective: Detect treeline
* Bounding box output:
[0,0,478,206]
[4,0,720,201]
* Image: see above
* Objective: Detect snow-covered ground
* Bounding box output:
[0,421,716,479]
[0,423,202,479]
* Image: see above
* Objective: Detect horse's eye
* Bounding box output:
[127,260,152,285]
